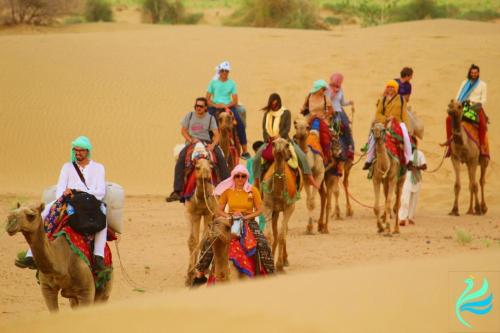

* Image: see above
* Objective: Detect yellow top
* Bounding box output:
[218,186,262,214]
[375,94,409,127]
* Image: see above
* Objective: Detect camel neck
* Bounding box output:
[23,220,59,274]
[375,138,390,169]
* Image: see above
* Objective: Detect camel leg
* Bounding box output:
[333,175,342,221]
[268,211,279,259]
[343,164,353,217]
[322,177,334,234]
[479,157,488,214]
[449,158,461,216]
[317,180,327,234]
[392,176,404,234]
[373,180,383,233]
[467,162,481,215]
[186,213,201,286]
[40,284,59,312]
[213,239,230,282]
[385,177,396,235]
[276,206,294,272]
[304,183,315,234]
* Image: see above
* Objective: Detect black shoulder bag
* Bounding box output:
[68,163,106,236]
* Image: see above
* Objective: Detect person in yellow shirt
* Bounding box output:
[192,165,274,286]
[363,80,412,170]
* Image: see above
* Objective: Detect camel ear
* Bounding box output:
[38,203,45,213]
[16,202,21,209]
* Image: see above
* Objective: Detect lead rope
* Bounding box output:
[114,236,144,291]
[423,146,447,174]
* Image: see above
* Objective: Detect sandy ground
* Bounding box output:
[1,19,500,330]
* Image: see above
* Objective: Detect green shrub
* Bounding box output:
[456,229,472,246]
[142,0,203,24]
[85,0,113,22]
[64,15,86,24]
[226,0,326,30]
[458,9,500,21]
[325,16,342,25]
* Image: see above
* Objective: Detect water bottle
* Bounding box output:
[231,217,243,237]
[67,203,75,216]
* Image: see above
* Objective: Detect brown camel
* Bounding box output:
[293,116,325,234]
[447,100,488,215]
[261,138,297,271]
[317,134,344,233]
[203,217,243,282]
[185,158,217,286]
[371,122,405,235]
[5,203,112,312]
[217,111,239,171]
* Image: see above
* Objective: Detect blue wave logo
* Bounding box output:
[455,277,494,328]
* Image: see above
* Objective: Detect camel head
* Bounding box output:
[293,116,310,140]
[207,216,231,244]
[372,123,386,141]
[5,203,45,236]
[218,111,234,132]
[194,158,213,182]
[272,137,292,162]
[447,100,463,119]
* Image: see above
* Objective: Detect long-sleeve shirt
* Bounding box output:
[55,161,106,200]
[456,79,487,105]
[262,109,291,141]
[375,94,409,127]
[327,89,350,112]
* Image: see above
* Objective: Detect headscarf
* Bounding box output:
[212,61,231,80]
[386,79,399,91]
[329,72,344,98]
[265,106,286,139]
[214,164,252,195]
[71,136,92,162]
[309,80,328,94]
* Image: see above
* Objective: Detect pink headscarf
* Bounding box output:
[214,164,252,195]
[328,73,344,99]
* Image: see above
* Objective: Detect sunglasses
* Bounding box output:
[195,104,206,108]
[234,174,247,179]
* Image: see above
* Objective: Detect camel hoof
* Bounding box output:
[306,224,314,235]
[466,210,474,215]
[334,215,343,221]
[393,229,400,235]
[383,233,393,237]
[481,204,488,215]
[276,264,285,273]
[448,210,459,216]
[283,259,290,267]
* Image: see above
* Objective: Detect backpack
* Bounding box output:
[301,93,327,116]
[68,191,106,236]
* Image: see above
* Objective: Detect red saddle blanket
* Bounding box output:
[385,120,405,165]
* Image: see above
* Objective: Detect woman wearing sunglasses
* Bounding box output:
[192,164,274,286]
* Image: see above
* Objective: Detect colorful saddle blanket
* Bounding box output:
[261,161,302,204]
[385,120,405,165]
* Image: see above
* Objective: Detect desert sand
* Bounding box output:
[0,19,499,331]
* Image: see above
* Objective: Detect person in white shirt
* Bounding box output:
[447,64,489,158]
[399,137,427,226]
[16,136,108,272]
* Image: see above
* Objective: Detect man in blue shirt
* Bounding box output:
[396,67,413,103]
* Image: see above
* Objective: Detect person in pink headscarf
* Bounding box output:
[192,164,274,286]
[326,73,355,164]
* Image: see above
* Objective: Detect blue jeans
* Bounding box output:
[208,106,247,145]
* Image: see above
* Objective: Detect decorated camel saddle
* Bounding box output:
[42,193,115,289]
[181,143,218,202]
[384,119,406,166]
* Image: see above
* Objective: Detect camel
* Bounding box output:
[202,217,244,282]
[293,117,325,234]
[447,100,488,216]
[317,134,344,233]
[217,110,239,171]
[261,138,297,271]
[371,122,405,235]
[185,158,217,286]
[5,203,112,312]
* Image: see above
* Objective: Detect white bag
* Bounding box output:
[407,106,424,140]
[42,182,125,234]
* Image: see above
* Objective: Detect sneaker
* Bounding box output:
[241,152,251,160]
[166,191,181,202]
[93,255,106,273]
[15,255,37,270]
[191,275,208,287]
[362,162,372,170]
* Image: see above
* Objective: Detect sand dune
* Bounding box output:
[1,19,500,330]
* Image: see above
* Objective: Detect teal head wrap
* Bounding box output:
[310,79,328,94]
[71,136,92,162]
